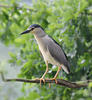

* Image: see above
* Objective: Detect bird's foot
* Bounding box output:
[35,78,45,87]
[51,78,58,84]
[45,78,57,88]
[45,78,51,88]
[40,77,45,87]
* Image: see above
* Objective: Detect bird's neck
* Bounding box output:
[33,30,46,39]
[33,31,47,47]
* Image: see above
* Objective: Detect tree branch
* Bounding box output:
[0,72,91,88]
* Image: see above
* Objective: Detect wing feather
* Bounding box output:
[47,36,70,73]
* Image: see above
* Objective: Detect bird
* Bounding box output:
[20,24,70,86]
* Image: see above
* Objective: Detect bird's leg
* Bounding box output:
[51,66,61,83]
[40,61,48,87]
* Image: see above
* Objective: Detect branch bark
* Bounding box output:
[0,72,91,88]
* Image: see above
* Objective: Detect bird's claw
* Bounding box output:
[40,78,45,87]
[51,78,58,84]
[35,78,45,87]
[45,78,57,88]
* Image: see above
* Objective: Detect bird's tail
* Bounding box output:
[61,63,70,74]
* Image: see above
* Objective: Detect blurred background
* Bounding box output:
[0,0,92,100]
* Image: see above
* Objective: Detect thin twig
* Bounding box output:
[0,72,91,88]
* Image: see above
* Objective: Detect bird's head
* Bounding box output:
[20,24,44,36]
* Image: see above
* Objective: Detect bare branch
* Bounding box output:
[0,72,91,88]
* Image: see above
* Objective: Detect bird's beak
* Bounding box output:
[20,30,30,35]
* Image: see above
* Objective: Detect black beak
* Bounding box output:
[20,30,30,35]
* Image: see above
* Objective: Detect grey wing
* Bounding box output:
[47,37,70,73]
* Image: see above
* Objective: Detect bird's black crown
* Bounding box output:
[29,24,44,30]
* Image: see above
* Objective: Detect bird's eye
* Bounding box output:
[31,27,34,31]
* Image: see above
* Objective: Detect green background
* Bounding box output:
[0,0,92,100]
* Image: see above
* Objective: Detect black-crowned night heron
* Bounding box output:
[20,24,70,85]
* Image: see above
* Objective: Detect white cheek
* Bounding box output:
[32,28,41,34]
[33,29,38,33]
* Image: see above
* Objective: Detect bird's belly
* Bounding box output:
[40,48,60,66]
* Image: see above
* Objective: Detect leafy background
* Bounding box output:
[0,0,92,100]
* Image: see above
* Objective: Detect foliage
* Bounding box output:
[0,0,92,100]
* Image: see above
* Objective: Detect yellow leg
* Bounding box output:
[41,62,48,78]
[52,66,61,83]
[40,61,48,87]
